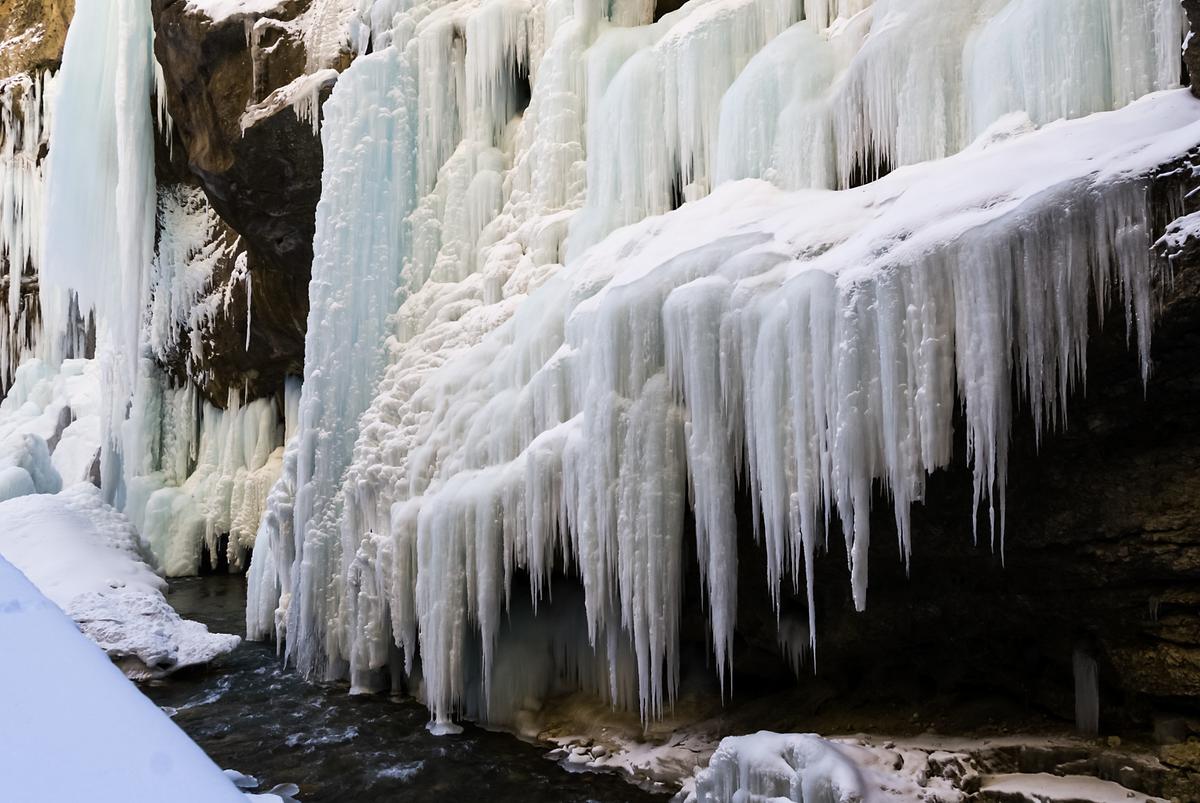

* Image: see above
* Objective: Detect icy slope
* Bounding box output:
[0,483,239,678]
[0,555,245,802]
[243,0,1193,733]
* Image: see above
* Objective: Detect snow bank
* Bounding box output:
[0,484,239,678]
[0,556,245,802]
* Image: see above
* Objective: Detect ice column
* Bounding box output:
[41,0,158,500]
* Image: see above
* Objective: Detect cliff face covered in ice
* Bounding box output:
[235,0,1196,735]
[1,0,1200,758]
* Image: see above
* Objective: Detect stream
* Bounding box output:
[142,575,669,802]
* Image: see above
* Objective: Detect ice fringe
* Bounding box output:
[243,0,1193,735]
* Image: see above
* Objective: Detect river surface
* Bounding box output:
[142,575,669,802]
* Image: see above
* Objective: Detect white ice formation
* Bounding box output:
[0,0,1195,739]
[244,0,1195,735]
[2,0,294,577]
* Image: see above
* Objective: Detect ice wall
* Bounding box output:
[249,0,1193,735]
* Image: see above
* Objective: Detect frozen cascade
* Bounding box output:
[242,0,1197,734]
[2,0,296,583]
[249,0,615,671]
[0,72,55,394]
[40,0,158,499]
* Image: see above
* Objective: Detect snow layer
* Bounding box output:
[979,773,1168,803]
[0,483,239,678]
[247,0,1193,734]
[186,0,287,23]
[0,556,246,802]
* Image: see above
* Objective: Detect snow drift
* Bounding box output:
[0,483,239,678]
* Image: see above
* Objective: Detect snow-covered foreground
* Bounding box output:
[0,484,239,678]
[0,556,246,802]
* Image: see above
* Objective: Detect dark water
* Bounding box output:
[142,576,668,802]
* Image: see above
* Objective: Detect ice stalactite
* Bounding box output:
[246,0,1193,735]
[124,385,290,576]
[1073,649,1100,737]
[12,0,294,580]
[568,0,804,256]
[0,72,54,395]
[254,0,608,685]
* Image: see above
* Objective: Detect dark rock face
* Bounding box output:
[151,0,333,403]
[1185,0,1200,96]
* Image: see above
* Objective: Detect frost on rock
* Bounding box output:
[0,483,239,678]
[239,0,1197,736]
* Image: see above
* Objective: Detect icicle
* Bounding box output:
[1073,648,1100,736]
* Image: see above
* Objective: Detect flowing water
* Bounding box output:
[142,576,669,802]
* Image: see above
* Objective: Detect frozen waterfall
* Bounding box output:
[5,0,1194,739]
[243,0,1194,735]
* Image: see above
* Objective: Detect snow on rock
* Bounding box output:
[0,483,239,678]
[689,732,904,802]
[0,555,246,802]
[185,0,288,24]
[240,0,1195,734]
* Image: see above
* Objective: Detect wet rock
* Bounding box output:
[1160,742,1200,772]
